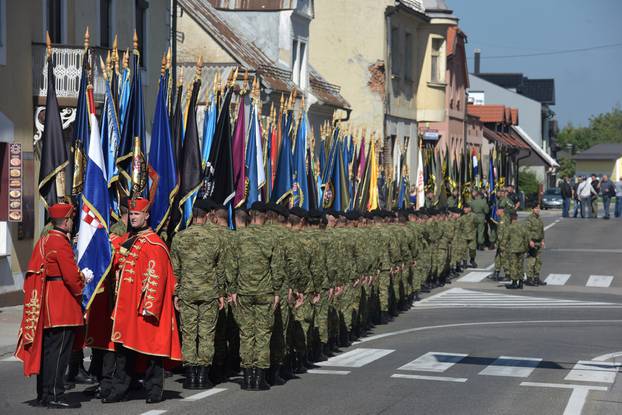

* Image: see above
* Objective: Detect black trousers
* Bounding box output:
[90,349,116,398]
[37,327,75,401]
[109,345,163,400]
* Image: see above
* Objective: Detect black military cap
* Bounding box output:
[195,197,225,213]
[345,210,361,220]
[267,202,289,217]
[250,201,267,212]
[362,211,375,220]
[289,207,308,219]
[326,209,343,218]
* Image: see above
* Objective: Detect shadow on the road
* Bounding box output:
[440,355,566,370]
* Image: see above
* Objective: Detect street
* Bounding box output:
[1,211,621,415]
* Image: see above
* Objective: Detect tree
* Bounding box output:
[557,156,575,179]
[558,105,622,153]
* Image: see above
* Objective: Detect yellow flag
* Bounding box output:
[368,139,379,211]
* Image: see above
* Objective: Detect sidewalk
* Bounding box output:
[0,305,21,358]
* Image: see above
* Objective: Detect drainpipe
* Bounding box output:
[171,0,178,90]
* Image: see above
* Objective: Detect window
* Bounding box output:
[135,0,149,67]
[291,38,307,89]
[47,0,63,43]
[404,32,412,81]
[430,37,444,83]
[100,0,112,47]
[390,26,400,77]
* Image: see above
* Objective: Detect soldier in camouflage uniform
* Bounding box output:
[470,192,490,250]
[525,205,546,286]
[224,202,286,391]
[505,212,529,289]
[492,207,509,281]
[171,199,228,390]
[461,204,478,268]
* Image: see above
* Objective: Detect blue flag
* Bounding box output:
[245,99,266,209]
[118,66,131,134]
[292,111,309,209]
[271,112,294,204]
[202,94,217,169]
[489,155,498,221]
[148,71,177,232]
[100,81,121,219]
[77,92,112,311]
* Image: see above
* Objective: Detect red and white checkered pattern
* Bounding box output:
[82,205,104,229]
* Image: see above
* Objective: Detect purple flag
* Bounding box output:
[232,97,247,207]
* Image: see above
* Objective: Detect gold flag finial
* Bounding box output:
[133,30,139,51]
[112,34,118,52]
[242,69,249,93]
[84,26,90,50]
[46,32,52,58]
[228,66,239,88]
[166,47,172,69]
[161,53,167,76]
[99,56,108,81]
[106,50,112,72]
[122,49,129,69]
[195,55,203,79]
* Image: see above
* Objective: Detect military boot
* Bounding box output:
[505,280,518,289]
[280,355,297,380]
[196,366,213,389]
[183,366,199,389]
[491,271,500,280]
[536,277,547,286]
[469,259,478,268]
[268,365,286,386]
[255,368,271,391]
[524,278,536,286]
[241,367,252,390]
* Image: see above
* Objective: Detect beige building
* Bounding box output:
[310,0,455,183]
[0,0,171,301]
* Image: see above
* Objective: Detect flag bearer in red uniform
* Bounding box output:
[104,198,182,404]
[15,203,84,409]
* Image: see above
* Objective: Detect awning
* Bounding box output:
[483,127,528,149]
[511,125,560,168]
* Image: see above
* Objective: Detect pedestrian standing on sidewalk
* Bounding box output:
[599,175,615,219]
[15,203,84,409]
[560,176,572,218]
[615,176,622,218]
[572,177,583,218]
[590,174,600,218]
[577,176,594,218]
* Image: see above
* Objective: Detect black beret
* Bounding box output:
[308,209,323,219]
[345,210,361,220]
[195,197,225,213]
[250,201,267,212]
[289,207,308,219]
[266,202,289,217]
[326,209,343,218]
[363,211,375,220]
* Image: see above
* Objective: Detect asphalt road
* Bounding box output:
[1,210,621,415]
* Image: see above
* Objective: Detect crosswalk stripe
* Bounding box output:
[183,388,227,401]
[391,374,468,383]
[458,272,491,282]
[140,410,167,415]
[0,356,19,362]
[413,288,621,309]
[479,356,542,378]
[544,273,571,285]
[397,352,468,372]
[586,275,614,288]
[316,348,395,368]
[564,361,620,384]
[307,369,351,375]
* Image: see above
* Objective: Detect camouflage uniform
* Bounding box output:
[470,196,490,246]
[506,221,529,282]
[494,215,510,275]
[171,222,227,367]
[525,213,545,281]
[461,211,477,262]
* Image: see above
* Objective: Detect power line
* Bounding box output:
[466,42,622,60]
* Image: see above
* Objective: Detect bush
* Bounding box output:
[518,168,540,195]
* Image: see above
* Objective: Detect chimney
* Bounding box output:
[474,48,481,74]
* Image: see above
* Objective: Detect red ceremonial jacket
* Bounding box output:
[85,233,123,351]
[110,228,182,360]
[15,229,84,376]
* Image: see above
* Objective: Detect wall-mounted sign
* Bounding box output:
[8,143,22,222]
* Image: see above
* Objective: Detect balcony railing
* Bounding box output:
[32,43,109,103]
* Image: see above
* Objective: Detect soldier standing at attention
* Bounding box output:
[461,204,478,268]
[525,205,547,286]
[224,202,286,391]
[170,199,228,390]
[491,207,508,281]
[505,212,529,289]
[16,203,84,409]
[470,191,490,250]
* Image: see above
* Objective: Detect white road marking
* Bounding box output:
[140,411,167,415]
[479,356,541,378]
[354,320,622,345]
[307,369,351,375]
[544,219,560,231]
[412,288,620,309]
[593,351,622,362]
[0,356,19,362]
[544,273,571,286]
[564,360,620,384]
[316,348,395,368]
[391,374,468,383]
[183,387,227,401]
[520,382,608,415]
[586,275,614,288]
[458,272,491,282]
[397,352,468,373]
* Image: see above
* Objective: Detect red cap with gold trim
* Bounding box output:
[128,197,150,213]
[48,203,74,219]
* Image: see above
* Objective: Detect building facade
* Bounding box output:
[0,0,171,299]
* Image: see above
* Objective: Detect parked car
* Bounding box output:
[541,188,563,209]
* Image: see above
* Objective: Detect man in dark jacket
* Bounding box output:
[600,175,616,219]
[560,176,572,218]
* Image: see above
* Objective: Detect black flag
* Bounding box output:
[38,51,69,207]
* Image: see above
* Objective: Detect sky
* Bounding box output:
[449,0,622,127]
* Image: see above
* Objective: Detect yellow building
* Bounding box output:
[574,143,622,180]
[0,0,171,302]
[310,0,456,182]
